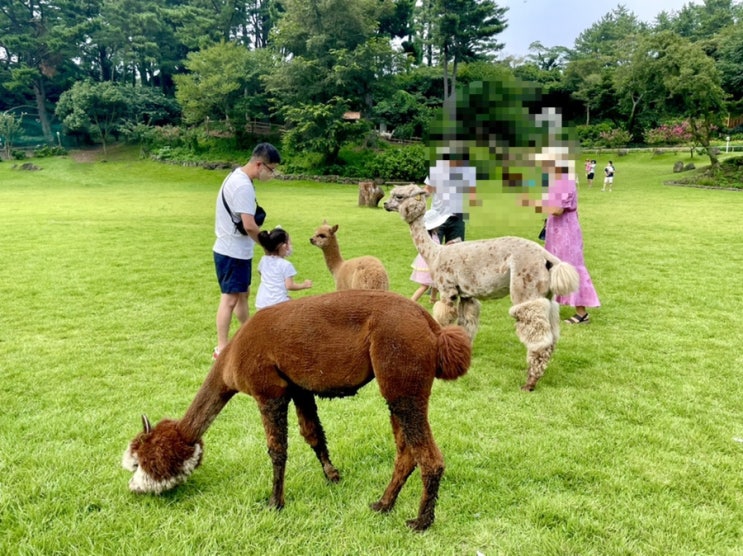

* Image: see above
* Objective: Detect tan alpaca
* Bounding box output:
[310,221,389,290]
[122,290,471,531]
[384,184,579,391]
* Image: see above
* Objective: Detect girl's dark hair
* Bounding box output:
[257,228,289,254]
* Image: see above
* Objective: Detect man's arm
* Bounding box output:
[240,213,261,243]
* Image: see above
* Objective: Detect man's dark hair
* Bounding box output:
[252,143,281,164]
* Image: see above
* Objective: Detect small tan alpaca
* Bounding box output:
[122,290,471,531]
[310,221,389,290]
[384,184,580,391]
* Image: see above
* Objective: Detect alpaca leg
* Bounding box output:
[523,344,555,391]
[457,298,481,342]
[433,297,458,327]
[371,412,416,514]
[291,388,340,483]
[508,298,555,391]
[387,397,444,531]
[257,395,290,509]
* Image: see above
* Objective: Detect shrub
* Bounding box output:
[645,121,694,146]
[576,123,613,147]
[366,145,427,181]
[33,145,67,158]
[598,128,631,148]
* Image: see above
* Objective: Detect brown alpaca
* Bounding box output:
[122,290,471,531]
[384,184,580,391]
[310,221,389,290]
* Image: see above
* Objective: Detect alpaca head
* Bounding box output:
[383,185,427,223]
[122,415,203,494]
[309,220,339,250]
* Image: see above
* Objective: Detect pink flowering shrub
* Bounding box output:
[598,128,631,148]
[644,121,694,145]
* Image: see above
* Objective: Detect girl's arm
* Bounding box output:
[285,277,312,291]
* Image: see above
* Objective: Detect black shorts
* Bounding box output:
[587,172,595,179]
[214,252,252,294]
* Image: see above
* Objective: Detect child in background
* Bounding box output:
[255,227,312,310]
[410,231,440,303]
[410,207,456,303]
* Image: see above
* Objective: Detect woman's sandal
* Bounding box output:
[565,313,590,324]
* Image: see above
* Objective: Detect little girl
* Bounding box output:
[410,230,440,303]
[255,227,312,310]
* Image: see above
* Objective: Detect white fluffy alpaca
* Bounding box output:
[384,184,579,391]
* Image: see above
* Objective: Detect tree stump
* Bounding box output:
[358,181,384,207]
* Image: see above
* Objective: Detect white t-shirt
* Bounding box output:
[255,256,297,309]
[428,160,476,215]
[213,168,257,260]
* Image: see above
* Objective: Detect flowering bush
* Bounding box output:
[644,121,694,145]
[598,128,631,148]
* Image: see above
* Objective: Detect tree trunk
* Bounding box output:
[358,181,384,207]
[33,79,52,141]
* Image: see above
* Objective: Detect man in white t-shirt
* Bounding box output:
[213,142,281,358]
[602,161,615,192]
[424,157,477,243]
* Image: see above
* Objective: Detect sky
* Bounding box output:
[498,0,696,58]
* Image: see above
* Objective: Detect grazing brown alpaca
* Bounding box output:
[122,290,471,531]
[310,221,389,290]
[384,184,580,391]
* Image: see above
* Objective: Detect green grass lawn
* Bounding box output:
[1,150,742,555]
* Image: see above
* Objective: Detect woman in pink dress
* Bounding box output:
[524,160,600,323]
[544,163,600,323]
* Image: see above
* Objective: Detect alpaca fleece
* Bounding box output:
[123,290,471,531]
[384,184,579,391]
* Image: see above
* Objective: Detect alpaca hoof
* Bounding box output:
[325,465,341,483]
[268,497,285,510]
[521,383,535,392]
[370,500,393,513]
[406,516,432,532]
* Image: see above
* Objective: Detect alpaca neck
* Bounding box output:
[410,216,442,263]
[321,239,344,276]
[177,364,236,443]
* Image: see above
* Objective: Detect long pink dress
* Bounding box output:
[544,178,600,308]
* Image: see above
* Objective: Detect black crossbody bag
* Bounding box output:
[221,188,266,235]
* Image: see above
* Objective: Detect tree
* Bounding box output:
[0,0,93,141]
[281,98,371,165]
[266,0,393,108]
[565,6,648,127]
[430,0,507,104]
[636,32,727,168]
[55,80,132,153]
[0,112,24,158]
[175,42,263,127]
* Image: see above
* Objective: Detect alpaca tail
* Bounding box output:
[435,325,472,380]
[549,260,580,297]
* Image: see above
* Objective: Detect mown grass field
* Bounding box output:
[1,149,741,555]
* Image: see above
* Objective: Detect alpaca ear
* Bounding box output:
[331,224,339,233]
[141,414,152,434]
[322,219,328,225]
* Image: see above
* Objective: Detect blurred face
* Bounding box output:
[258,161,277,181]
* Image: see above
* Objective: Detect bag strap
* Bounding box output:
[220,171,258,225]
[221,188,239,225]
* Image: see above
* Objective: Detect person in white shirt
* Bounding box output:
[255,227,312,310]
[602,161,615,192]
[424,156,477,243]
[213,142,280,359]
